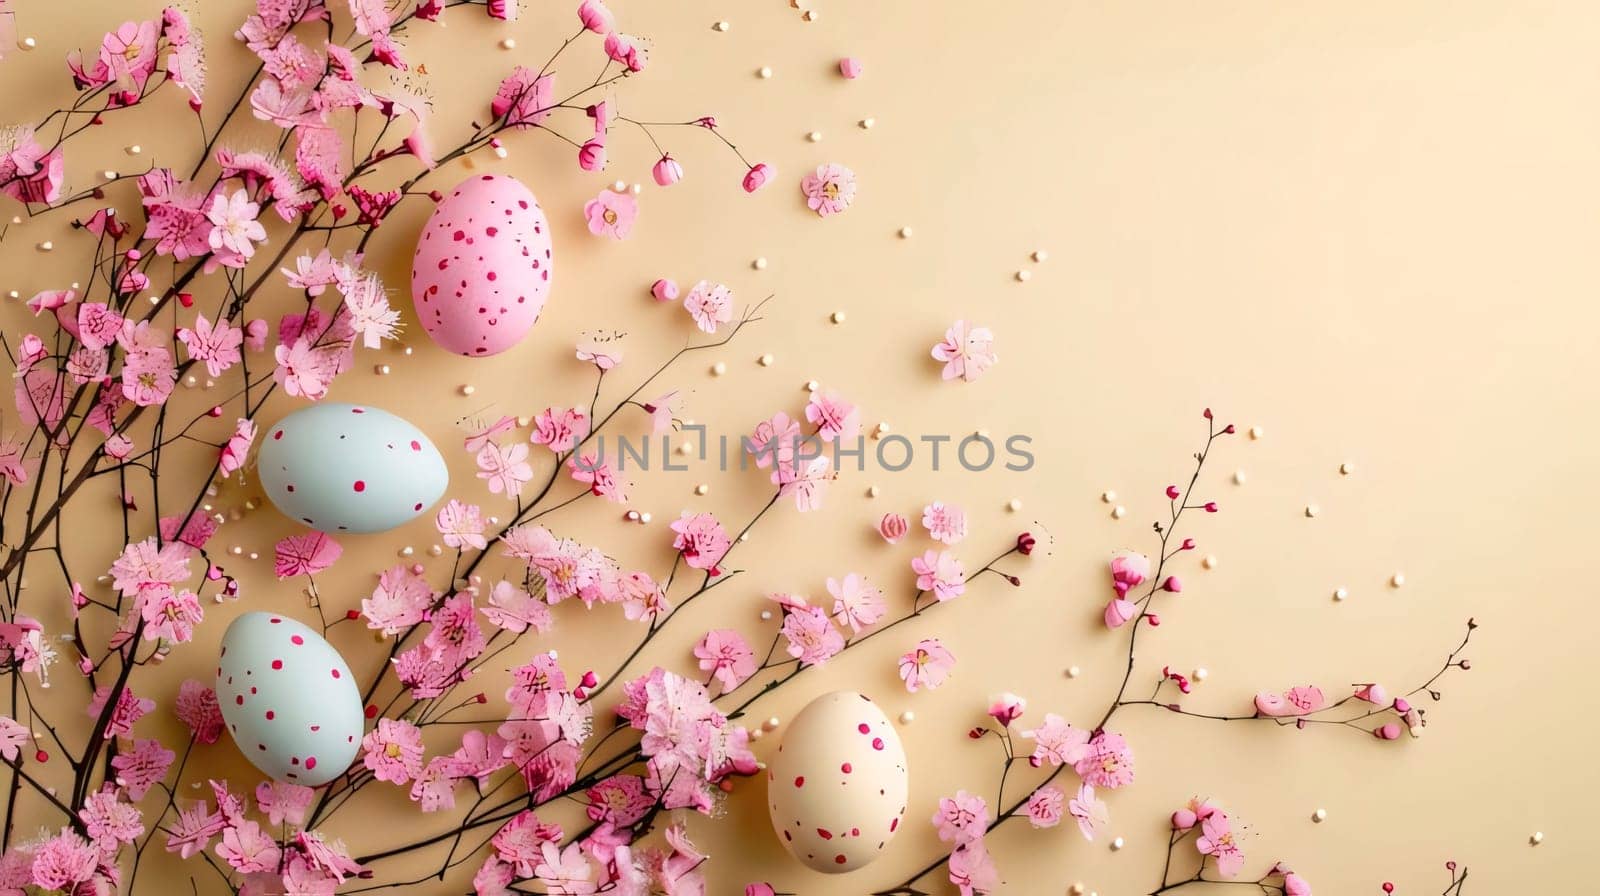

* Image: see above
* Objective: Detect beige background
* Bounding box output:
[1,0,1594,893]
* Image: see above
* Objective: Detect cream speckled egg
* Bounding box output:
[767,691,909,872]
[257,403,447,534]
[217,612,363,787]
[412,173,553,356]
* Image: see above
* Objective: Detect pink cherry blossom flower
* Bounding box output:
[473,441,532,499]
[108,737,172,800]
[898,638,955,692]
[1110,550,1150,596]
[1020,713,1090,767]
[774,455,832,512]
[1196,811,1246,878]
[694,629,756,691]
[491,810,563,876]
[948,840,998,896]
[1284,872,1313,895]
[174,679,223,743]
[1075,731,1136,789]
[139,587,203,642]
[340,271,401,348]
[922,501,968,545]
[805,389,861,441]
[437,500,488,550]
[569,455,627,502]
[931,320,998,383]
[1069,782,1110,841]
[742,162,774,193]
[491,67,554,128]
[878,512,910,543]
[652,154,683,186]
[364,564,435,635]
[363,718,425,784]
[482,580,552,634]
[800,163,857,217]
[87,685,153,738]
[987,692,1026,726]
[219,418,256,477]
[80,785,144,852]
[164,801,223,859]
[0,716,27,762]
[273,337,338,399]
[76,302,124,351]
[746,411,800,469]
[577,0,614,33]
[1254,685,1326,718]
[218,819,281,873]
[29,828,97,890]
[932,790,989,845]
[603,32,648,72]
[683,280,734,334]
[121,347,177,407]
[531,407,591,453]
[206,188,267,259]
[782,605,844,666]
[619,571,669,624]
[1025,784,1064,828]
[912,549,966,601]
[669,511,731,575]
[255,780,313,826]
[828,573,885,633]
[584,188,637,239]
[274,531,343,579]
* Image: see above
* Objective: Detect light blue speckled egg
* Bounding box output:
[257,403,447,534]
[217,612,363,786]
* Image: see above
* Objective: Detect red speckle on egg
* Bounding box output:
[331,669,341,678]
[353,480,365,492]
[291,635,304,645]
[364,705,378,719]
[872,738,885,751]
[273,430,283,440]
[271,660,282,670]
[890,817,899,832]
[265,711,275,720]
[793,776,805,788]
[235,695,244,705]
[410,440,422,451]
[841,762,852,774]
[834,855,847,865]
[817,828,832,840]
[305,756,317,770]
[858,723,870,734]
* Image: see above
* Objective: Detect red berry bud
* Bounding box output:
[1181,538,1196,550]
[1165,486,1180,500]
[1203,502,1218,513]
[345,610,360,620]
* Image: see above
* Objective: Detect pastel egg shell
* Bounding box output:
[257,402,447,534]
[766,691,909,873]
[217,612,363,787]
[412,173,553,357]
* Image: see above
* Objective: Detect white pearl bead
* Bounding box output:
[898,226,913,238]
[1340,462,1354,475]
[757,66,772,78]
[1007,498,1022,512]
[1304,504,1319,518]
[1101,490,1117,503]
[1192,667,1208,681]
[1531,831,1544,845]
[639,512,652,524]
[500,38,516,49]
[1032,249,1049,262]
[1111,505,1126,519]
[760,610,773,621]
[830,311,845,324]
[1390,573,1406,588]
[1248,426,1264,440]
[898,711,914,724]
[1312,808,1327,822]
[694,484,708,496]
[1111,837,1125,851]
[713,20,730,31]
[806,131,822,142]
[1202,555,1217,569]
[1066,666,1081,678]
[1333,587,1349,601]
[752,257,767,270]
[1015,270,1031,282]
[711,362,726,376]
[805,380,819,392]
[866,486,880,498]
[764,716,780,730]
[1233,470,1246,485]
[758,353,774,366]
[859,117,875,129]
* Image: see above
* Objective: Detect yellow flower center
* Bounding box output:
[603,209,618,225]
[384,742,403,759]
[124,43,143,62]
[822,182,839,200]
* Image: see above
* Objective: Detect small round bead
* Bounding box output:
[1007,498,1022,512]
[758,353,774,366]
[1111,837,1125,851]
[830,311,845,324]
[898,226,913,238]
[1333,587,1349,601]
[713,20,730,31]
[1032,249,1048,262]
[711,362,727,376]
[1111,505,1127,519]
[752,256,768,270]
[500,38,516,49]
[866,486,880,498]
[898,711,915,724]
[1530,831,1544,845]
[638,512,652,524]
[806,131,823,143]
[1248,426,1264,440]
[1015,270,1031,282]
[1233,470,1247,485]
[1390,573,1406,588]
[694,484,708,496]
[1066,665,1081,678]
[1304,504,1319,518]
[757,66,772,78]
[1101,490,1117,503]
[1312,808,1327,823]
[1192,667,1208,681]
[1202,555,1218,569]
[1340,462,1354,475]
[859,117,875,129]
[459,384,476,396]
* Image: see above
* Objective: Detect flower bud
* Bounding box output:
[1374,722,1402,740]
[652,154,684,186]
[1016,532,1036,555]
[1162,576,1182,593]
[1181,538,1196,550]
[1146,613,1161,626]
[742,162,774,193]
[1203,502,1218,513]
[1166,485,1180,499]
[577,0,614,33]
[877,513,909,544]
[578,140,607,172]
[651,279,679,303]
[838,57,863,79]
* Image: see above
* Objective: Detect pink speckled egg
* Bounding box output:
[411,174,553,357]
[767,691,909,873]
